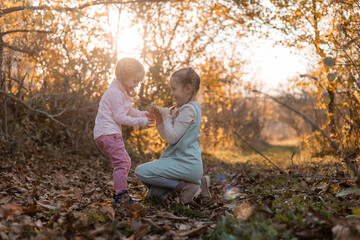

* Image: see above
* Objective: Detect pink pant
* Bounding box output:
[95,134,131,193]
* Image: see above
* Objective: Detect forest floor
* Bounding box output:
[1,144,360,239]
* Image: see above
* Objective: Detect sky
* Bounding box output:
[240,40,312,93]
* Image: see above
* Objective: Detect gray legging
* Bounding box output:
[136,174,181,198]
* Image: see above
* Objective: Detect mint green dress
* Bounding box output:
[136,102,203,186]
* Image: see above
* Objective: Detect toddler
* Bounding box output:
[94,57,154,205]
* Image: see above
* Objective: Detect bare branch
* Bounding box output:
[332,34,360,86]
[0,90,71,130]
[0,0,171,15]
[1,42,34,55]
[1,29,54,36]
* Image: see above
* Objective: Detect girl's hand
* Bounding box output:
[159,107,170,117]
[149,102,158,114]
[152,107,164,125]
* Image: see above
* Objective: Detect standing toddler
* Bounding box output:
[94,57,153,205]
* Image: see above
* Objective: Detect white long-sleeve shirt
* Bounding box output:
[156,102,197,145]
[94,79,148,139]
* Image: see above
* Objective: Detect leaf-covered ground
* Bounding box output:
[1,145,360,239]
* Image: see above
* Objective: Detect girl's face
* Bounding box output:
[123,72,144,96]
[170,77,192,107]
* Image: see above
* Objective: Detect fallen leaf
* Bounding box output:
[332,224,355,240]
[161,212,188,220]
[179,224,208,237]
[35,201,59,210]
[0,196,12,204]
[73,187,82,200]
[100,205,115,221]
[55,172,69,184]
[1,203,24,215]
[234,202,254,220]
[254,205,273,218]
[9,223,24,234]
[133,224,150,240]
[352,209,360,218]
[88,222,113,238]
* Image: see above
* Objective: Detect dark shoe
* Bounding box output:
[112,190,136,206]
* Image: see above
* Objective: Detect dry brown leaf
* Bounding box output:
[254,205,273,219]
[133,224,150,240]
[130,219,144,232]
[1,203,24,215]
[178,224,208,237]
[55,172,69,184]
[332,222,360,240]
[100,205,115,221]
[161,212,188,220]
[0,195,12,204]
[73,187,82,200]
[9,222,24,234]
[296,229,324,239]
[176,223,190,231]
[35,200,59,210]
[88,222,113,238]
[233,202,254,220]
[0,232,9,240]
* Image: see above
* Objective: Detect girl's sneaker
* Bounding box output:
[112,190,136,206]
[176,182,202,203]
[200,175,211,198]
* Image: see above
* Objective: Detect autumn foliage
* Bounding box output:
[1,0,360,239]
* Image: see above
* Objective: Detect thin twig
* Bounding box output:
[332,34,360,87]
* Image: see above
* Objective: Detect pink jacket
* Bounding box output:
[94,79,148,139]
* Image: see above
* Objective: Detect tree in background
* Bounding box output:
[1,0,266,158]
[220,0,360,158]
[116,0,266,156]
[1,1,118,156]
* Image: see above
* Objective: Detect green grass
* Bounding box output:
[143,195,211,219]
[206,142,341,170]
[82,208,111,224]
[208,143,298,166]
[170,203,210,219]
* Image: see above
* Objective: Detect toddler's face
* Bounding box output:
[170,77,192,107]
[123,72,144,96]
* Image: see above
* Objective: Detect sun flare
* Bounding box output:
[108,10,143,60]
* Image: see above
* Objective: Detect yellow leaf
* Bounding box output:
[352,209,360,218]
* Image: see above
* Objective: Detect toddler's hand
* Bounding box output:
[145,112,155,128]
[151,107,164,125]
